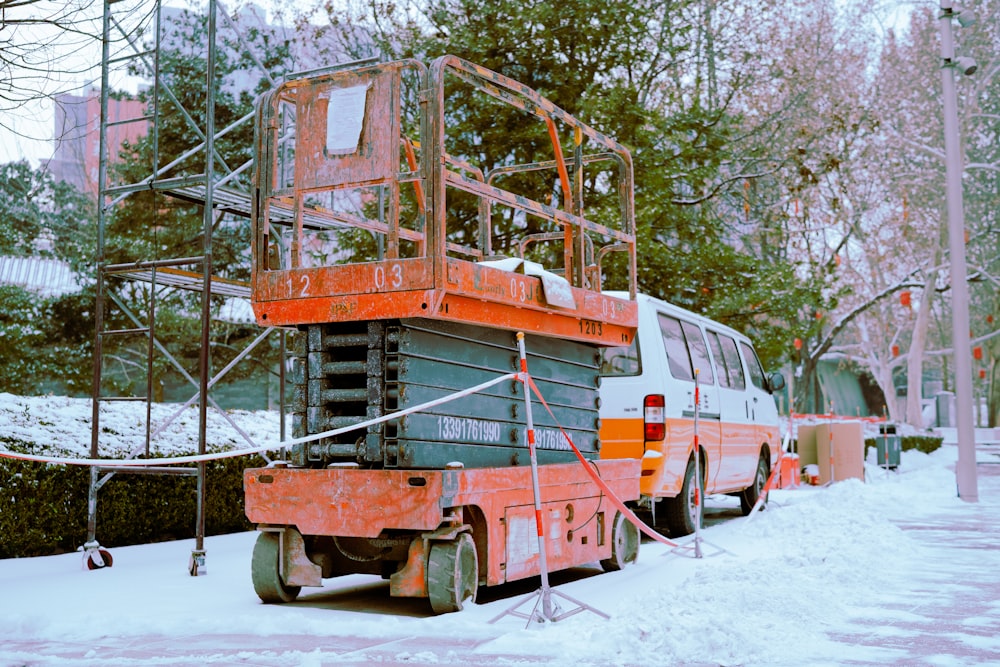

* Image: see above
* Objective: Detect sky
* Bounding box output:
[1,0,133,167]
[1,392,999,666]
[0,0,302,167]
[0,0,922,169]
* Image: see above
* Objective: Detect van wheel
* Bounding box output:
[740,455,769,516]
[663,458,702,537]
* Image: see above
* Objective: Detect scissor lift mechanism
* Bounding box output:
[244,56,642,613]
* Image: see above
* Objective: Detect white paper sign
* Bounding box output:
[325,84,370,155]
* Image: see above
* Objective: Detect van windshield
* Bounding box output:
[599,340,641,376]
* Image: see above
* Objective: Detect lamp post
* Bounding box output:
[937,0,978,502]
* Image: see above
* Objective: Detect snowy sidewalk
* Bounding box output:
[2,445,999,666]
[825,461,1000,666]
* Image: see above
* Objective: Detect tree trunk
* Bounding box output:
[874,362,899,422]
[905,273,935,427]
[794,353,822,414]
[857,315,898,421]
[989,358,998,428]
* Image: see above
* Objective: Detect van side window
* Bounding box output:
[599,340,641,376]
[680,320,715,385]
[707,331,742,389]
[719,334,746,390]
[740,341,766,390]
[707,332,728,387]
[657,315,693,381]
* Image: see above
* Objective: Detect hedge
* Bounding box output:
[0,438,265,559]
[864,434,944,456]
[790,433,944,465]
[4,431,945,558]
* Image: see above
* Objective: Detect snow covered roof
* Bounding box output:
[0,255,82,298]
[215,297,256,324]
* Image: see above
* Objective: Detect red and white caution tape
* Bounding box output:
[0,372,520,467]
[523,374,680,548]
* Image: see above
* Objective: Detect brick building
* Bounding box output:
[46,90,147,197]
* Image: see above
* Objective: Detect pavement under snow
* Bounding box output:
[1,394,999,666]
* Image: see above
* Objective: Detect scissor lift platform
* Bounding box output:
[250,56,638,346]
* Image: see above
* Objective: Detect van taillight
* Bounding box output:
[644,394,665,441]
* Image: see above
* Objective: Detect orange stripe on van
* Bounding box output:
[600,416,692,497]
[599,418,644,460]
[601,417,776,499]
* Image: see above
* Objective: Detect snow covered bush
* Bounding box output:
[0,444,265,558]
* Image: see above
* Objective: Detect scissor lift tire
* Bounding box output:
[426,532,478,614]
[251,531,302,604]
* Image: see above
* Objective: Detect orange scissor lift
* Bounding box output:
[244,56,641,612]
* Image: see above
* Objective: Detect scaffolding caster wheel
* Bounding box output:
[189,549,206,576]
[84,544,114,570]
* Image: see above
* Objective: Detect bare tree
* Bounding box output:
[871,3,1000,427]
[0,1,105,112]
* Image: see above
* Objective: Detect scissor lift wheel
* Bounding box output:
[427,532,478,613]
[600,511,639,572]
[251,532,302,603]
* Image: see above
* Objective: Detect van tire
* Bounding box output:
[663,458,702,537]
[740,454,769,516]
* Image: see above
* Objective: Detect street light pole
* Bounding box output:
[937,0,978,502]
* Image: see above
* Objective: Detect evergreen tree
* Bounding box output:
[0,161,96,395]
[0,160,95,268]
[312,0,818,371]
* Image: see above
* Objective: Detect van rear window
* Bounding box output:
[600,340,641,376]
[601,336,642,376]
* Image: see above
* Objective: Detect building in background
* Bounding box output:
[0,255,81,298]
[46,90,147,198]
[43,3,354,198]
[44,4,276,197]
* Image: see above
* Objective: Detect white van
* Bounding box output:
[599,292,785,536]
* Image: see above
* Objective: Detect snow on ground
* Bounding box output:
[0,392,280,457]
[2,394,999,666]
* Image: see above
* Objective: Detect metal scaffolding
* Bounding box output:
[86,0,284,573]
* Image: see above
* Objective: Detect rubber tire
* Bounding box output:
[85,548,114,570]
[601,511,639,572]
[251,532,301,604]
[740,454,769,516]
[663,457,703,537]
[427,532,478,614]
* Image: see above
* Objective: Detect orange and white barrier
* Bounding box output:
[2,347,686,555]
[524,375,679,549]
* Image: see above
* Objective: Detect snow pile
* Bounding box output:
[487,451,957,666]
[2,390,996,666]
